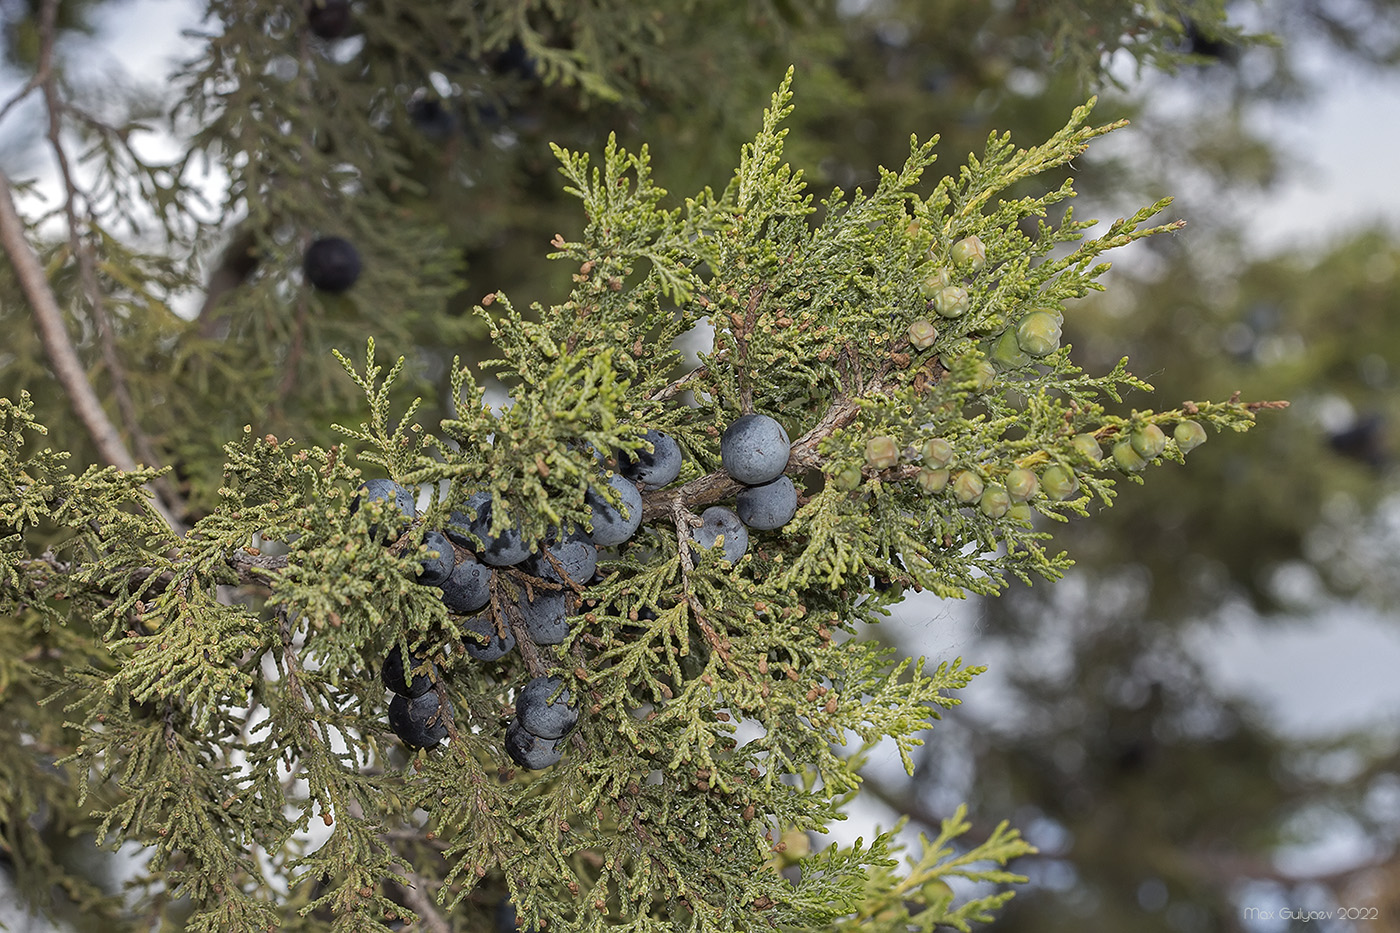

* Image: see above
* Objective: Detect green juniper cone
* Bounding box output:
[0,72,1280,933]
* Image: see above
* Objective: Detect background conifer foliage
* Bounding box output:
[4,0,1366,930]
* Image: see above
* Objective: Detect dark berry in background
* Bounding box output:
[408,96,458,141]
[303,236,362,292]
[305,0,351,39]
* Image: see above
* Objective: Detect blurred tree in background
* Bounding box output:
[5,0,1400,931]
[849,5,1400,932]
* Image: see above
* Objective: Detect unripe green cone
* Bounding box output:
[922,437,954,468]
[1113,439,1148,472]
[923,879,955,905]
[1015,311,1062,357]
[952,471,984,503]
[907,319,937,349]
[1008,502,1034,524]
[1005,468,1038,501]
[990,328,1031,370]
[980,484,1010,517]
[779,829,811,862]
[865,436,900,470]
[1130,423,1166,459]
[919,268,951,298]
[1072,432,1104,463]
[950,235,986,271]
[932,286,969,318]
[1041,464,1079,500]
[832,465,863,491]
[972,361,996,392]
[1175,420,1208,453]
[917,467,949,494]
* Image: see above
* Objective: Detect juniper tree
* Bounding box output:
[0,2,1284,931]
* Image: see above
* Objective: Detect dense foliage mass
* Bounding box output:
[1,65,1275,929]
[3,0,1339,930]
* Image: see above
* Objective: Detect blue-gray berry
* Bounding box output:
[618,429,683,487]
[462,612,515,662]
[439,552,491,614]
[449,493,531,567]
[504,720,562,770]
[520,589,570,645]
[527,533,597,586]
[381,644,436,698]
[388,691,451,748]
[720,414,790,485]
[352,478,415,542]
[416,530,455,587]
[736,475,798,530]
[691,506,748,563]
[586,474,642,547]
[515,676,578,739]
[495,902,538,933]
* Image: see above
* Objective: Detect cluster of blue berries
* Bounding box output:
[357,415,799,769]
[691,414,799,563]
[504,676,578,770]
[353,477,597,768]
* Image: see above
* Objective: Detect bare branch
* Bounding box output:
[33,14,189,531]
[0,172,176,510]
[0,0,184,535]
[195,225,260,335]
[0,77,45,127]
[398,871,452,933]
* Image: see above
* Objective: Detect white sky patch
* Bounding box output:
[1185,605,1400,738]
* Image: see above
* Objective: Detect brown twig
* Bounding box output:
[34,25,188,531]
[0,173,186,533]
[0,71,46,127]
[648,362,712,403]
[397,871,452,933]
[670,507,735,667]
[0,0,184,534]
[195,226,261,335]
[278,288,312,400]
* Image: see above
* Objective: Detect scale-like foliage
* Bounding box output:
[2,72,1277,932]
